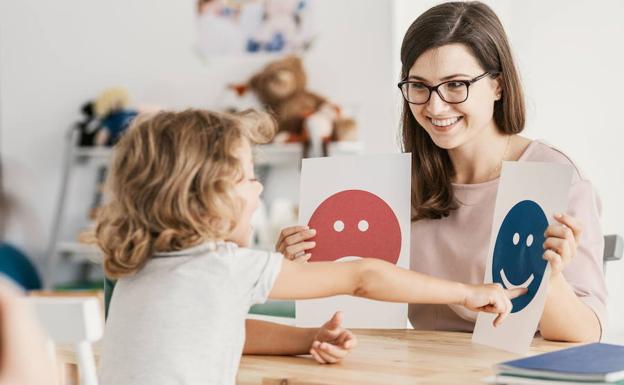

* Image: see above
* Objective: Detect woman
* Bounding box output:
[278,1,607,342]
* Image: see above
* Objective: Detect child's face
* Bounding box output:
[228,139,263,247]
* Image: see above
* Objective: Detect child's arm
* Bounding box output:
[270,258,526,326]
[244,311,355,364]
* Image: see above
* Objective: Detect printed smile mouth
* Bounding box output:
[500,269,534,289]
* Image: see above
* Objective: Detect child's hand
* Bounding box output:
[543,213,583,276]
[309,311,357,364]
[275,225,316,262]
[462,284,527,327]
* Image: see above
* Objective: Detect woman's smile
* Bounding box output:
[428,116,463,133]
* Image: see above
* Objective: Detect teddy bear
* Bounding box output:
[239,55,357,156]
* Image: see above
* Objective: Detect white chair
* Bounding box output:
[27,296,104,385]
[604,234,623,271]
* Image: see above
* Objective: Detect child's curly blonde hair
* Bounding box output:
[95,109,275,278]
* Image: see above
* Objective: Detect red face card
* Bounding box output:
[307,189,401,264]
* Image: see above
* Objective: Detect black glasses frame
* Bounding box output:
[397,71,499,105]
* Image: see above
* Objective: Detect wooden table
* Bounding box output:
[238,329,575,385]
[58,329,575,385]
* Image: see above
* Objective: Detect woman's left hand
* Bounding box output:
[543,213,583,276]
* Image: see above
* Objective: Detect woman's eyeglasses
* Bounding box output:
[397,72,499,105]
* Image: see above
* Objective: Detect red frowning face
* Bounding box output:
[307,190,401,264]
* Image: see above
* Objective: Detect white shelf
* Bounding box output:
[254,143,303,166]
[254,141,364,167]
[72,146,113,159]
[69,142,363,166]
[56,241,103,264]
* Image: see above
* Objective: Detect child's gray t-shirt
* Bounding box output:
[100,241,283,385]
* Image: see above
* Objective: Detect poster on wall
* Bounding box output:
[472,161,573,354]
[196,0,316,58]
[296,153,411,328]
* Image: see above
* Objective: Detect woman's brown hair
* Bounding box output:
[400,1,525,220]
[95,109,275,278]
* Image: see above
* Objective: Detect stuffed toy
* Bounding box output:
[93,87,138,146]
[245,55,357,156]
[74,101,102,147]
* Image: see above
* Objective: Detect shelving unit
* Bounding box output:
[44,127,109,289]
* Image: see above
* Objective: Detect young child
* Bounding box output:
[96,109,524,385]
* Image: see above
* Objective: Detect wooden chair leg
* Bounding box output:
[59,362,80,385]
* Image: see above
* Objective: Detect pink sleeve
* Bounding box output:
[562,177,608,338]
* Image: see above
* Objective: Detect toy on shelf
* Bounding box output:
[73,87,138,148]
[93,87,138,146]
[228,56,357,157]
[74,102,101,147]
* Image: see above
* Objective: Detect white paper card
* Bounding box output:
[472,161,573,354]
[296,153,411,328]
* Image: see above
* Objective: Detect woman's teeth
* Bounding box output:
[431,117,461,127]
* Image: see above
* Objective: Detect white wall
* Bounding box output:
[0,0,396,259]
[393,0,624,341]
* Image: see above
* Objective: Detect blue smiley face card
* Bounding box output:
[473,161,573,355]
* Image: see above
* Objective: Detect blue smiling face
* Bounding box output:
[492,200,548,313]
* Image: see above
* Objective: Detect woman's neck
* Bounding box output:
[448,128,515,185]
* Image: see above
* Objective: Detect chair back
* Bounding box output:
[604,234,623,272]
[28,296,103,385]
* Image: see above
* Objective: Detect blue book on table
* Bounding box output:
[496,343,624,383]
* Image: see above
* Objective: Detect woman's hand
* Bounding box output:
[543,213,583,276]
[275,225,316,262]
[309,311,357,364]
[462,283,526,327]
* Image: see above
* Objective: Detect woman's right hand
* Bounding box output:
[462,284,527,327]
[275,225,317,262]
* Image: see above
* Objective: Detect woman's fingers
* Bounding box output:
[543,237,570,258]
[544,224,575,243]
[275,227,317,260]
[276,225,309,249]
[284,228,316,246]
[543,249,563,273]
[553,213,583,241]
[541,214,581,275]
[292,253,312,263]
[284,242,316,259]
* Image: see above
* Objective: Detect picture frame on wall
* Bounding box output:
[196,0,316,58]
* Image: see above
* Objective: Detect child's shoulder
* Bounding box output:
[521,139,589,183]
[226,243,282,261]
[221,243,283,271]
